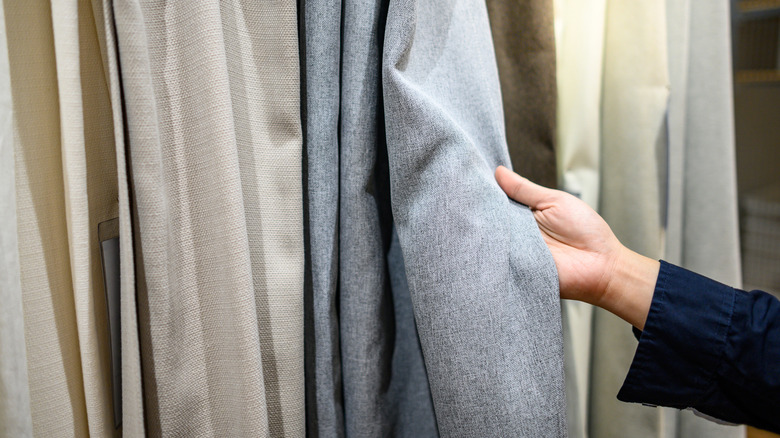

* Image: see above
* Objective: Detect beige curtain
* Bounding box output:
[0,2,33,435]
[4,0,129,435]
[113,1,305,436]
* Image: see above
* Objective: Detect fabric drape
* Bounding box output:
[301,0,438,434]
[4,0,127,435]
[113,1,305,436]
[382,0,566,435]
[486,0,558,188]
[0,3,33,435]
[591,1,669,437]
[303,0,566,435]
[90,0,146,433]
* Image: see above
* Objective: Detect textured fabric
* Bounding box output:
[383,0,566,435]
[486,0,557,188]
[6,1,90,435]
[553,0,606,211]
[591,2,670,438]
[663,2,744,436]
[0,3,33,435]
[300,0,343,435]
[619,262,778,434]
[114,1,304,436]
[90,0,146,433]
[50,1,121,435]
[302,0,438,434]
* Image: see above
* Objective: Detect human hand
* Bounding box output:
[495,165,621,306]
[495,166,659,329]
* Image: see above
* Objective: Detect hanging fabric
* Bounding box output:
[113,1,305,436]
[486,0,558,188]
[0,2,33,435]
[303,0,567,434]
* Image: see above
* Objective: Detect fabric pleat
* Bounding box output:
[90,0,147,433]
[486,0,558,188]
[113,1,304,435]
[383,0,566,435]
[0,3,33,435]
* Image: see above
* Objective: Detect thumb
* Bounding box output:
[495,165,552,209]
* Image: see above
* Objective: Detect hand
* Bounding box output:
[495,166,658,329]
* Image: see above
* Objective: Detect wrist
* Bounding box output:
[598,245,660,330]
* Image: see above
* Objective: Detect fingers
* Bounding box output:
[495,165,552,209]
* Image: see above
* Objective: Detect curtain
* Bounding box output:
[486,0,558,188]
[0,2,33,435]
[113,1,305,436]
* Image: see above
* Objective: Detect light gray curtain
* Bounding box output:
[303,0,567,435]
[114,1,305,436]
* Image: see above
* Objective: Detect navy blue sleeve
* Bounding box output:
[617,260,780,433]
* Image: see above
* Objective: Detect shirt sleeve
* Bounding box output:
[617,260,780,434]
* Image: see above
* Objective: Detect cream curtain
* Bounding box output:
[113,1,304,436]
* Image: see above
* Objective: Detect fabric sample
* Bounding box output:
[382,0,566,435]
[591,1,670,438]
[113,1,304,436]
[486,0,558,188]
[663,1,744,436]
[0,3,33,435]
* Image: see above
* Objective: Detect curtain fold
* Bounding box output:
[0,2,33,435]
[382,0,566,435]
[113,1,304,435]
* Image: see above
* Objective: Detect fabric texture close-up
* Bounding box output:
[114,1,305,436]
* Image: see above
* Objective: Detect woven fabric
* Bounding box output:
[113,1,304,435]
[91,0,147,434]
[0,3,33,435]
[383,0,566,435]
[486,0,558,188]
[7,1,90,435]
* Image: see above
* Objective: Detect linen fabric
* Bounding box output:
[4,0,127,435]
[486,0,558,188]
[383,0,566,435]
[90,0,146,433]
[302,0,438,434]
[0,3,33,435]
[113,1,304,436]
[663,1,744,436]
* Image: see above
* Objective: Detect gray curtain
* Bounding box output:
[303,0,567,435]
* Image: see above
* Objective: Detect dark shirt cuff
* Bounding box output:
[617,260,735,408]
